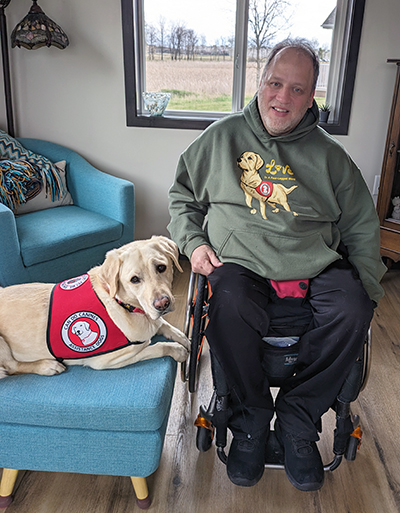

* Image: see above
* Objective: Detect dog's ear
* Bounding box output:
[98,249,121,297]
[152,235,183,273]
[255,153,264,170]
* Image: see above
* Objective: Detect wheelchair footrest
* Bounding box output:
[265,430,285,466]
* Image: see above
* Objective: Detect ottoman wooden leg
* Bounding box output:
[0,468,19,508]
[130,476,151,509]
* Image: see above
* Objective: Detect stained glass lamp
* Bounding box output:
[11,0,69,50]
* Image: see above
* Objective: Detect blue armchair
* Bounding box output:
[0,139,134,286]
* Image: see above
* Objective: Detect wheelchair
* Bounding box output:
[182,272,371,472]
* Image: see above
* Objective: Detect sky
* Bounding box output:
[144,0,337,48]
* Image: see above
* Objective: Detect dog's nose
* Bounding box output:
[237,157,241,163]
[153,296,171,312]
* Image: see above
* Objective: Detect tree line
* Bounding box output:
[145,0,329,84]
[145,18,233,62]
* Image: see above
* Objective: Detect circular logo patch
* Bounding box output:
[60,274,89,291]
[61,311,107,353]
[256,181,273,198]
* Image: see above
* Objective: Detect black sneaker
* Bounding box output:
[275,422,324,491]
[227,433,267,487]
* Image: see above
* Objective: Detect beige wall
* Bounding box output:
[1,0,399,239]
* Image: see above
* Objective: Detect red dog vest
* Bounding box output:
[47,274,140,360]
[255,181,273,198]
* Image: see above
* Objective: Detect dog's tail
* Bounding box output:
[282,185,298,194]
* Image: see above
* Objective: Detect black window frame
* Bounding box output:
[121,0,365,134]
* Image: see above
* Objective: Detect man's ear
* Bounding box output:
[309,89,316,109]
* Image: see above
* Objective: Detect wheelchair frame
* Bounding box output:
[181,272,372,472]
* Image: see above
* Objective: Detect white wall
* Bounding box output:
[0,0,399,238]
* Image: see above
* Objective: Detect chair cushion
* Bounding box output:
[16,205,123,266]
[0,336,177,433]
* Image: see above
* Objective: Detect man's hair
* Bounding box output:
[262,38,320,91]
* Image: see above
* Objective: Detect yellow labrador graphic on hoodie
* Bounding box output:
[237,151,298,220]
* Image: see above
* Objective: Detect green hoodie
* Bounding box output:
[168,97,386,303]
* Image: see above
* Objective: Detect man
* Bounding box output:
[168,38,386,491]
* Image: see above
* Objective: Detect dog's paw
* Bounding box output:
[36,359,66,376]
[176,332,191,351]
[162,324,191,350]
[171,344,190,363]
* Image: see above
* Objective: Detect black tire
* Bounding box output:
[196,426,213,452]
[188,274,208,393]
[345,435,360,461]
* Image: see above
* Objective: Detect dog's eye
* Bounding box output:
[131,276,140,284]
[156,264,167,273]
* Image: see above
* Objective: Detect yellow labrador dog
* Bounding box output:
[0,236,190,378]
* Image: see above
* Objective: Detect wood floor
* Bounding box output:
[2,262,400,513]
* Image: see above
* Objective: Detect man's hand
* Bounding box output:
[190,244,223,276]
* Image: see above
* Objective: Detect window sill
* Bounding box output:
[127,112,348,135]
[126,111,221,130]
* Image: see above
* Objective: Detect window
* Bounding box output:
[121,0,365,134]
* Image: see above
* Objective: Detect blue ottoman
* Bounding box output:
[0,336,177,509]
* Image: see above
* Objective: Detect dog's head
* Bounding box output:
[237,151,264,172]
[95,236,182,320]
[71,321,91,337]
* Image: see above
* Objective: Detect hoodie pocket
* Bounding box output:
[216,230,340,279]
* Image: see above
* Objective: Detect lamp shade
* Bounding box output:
[11,0,69,50]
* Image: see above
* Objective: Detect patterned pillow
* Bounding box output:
[0,129,73,214]
[16,160,73,214]
[0,129,61,177]
[0,159,42,212]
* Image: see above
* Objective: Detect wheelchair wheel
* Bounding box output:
[188,274,209,393]
[195,413,214,452]
[345,426,363,461]
[196,426,213,452]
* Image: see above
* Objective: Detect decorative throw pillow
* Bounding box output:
[0,159,42,212]
[0,129,61,177]
[16,160,73,214]
[0,159,72,214]
[0,129,73,214]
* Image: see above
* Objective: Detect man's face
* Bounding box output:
[258,48,315,137]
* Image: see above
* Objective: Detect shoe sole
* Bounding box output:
[284,466,324,492]
[227,469,264,487]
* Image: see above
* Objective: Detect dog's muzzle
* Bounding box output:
[153,295,171,314]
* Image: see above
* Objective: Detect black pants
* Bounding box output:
[206,260,374,441]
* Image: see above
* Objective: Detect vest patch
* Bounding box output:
[47,274,138,360]
[255,180,273,198]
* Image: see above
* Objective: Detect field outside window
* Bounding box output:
[121,0,365,133]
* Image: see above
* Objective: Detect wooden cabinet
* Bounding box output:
[376,59,400,263]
